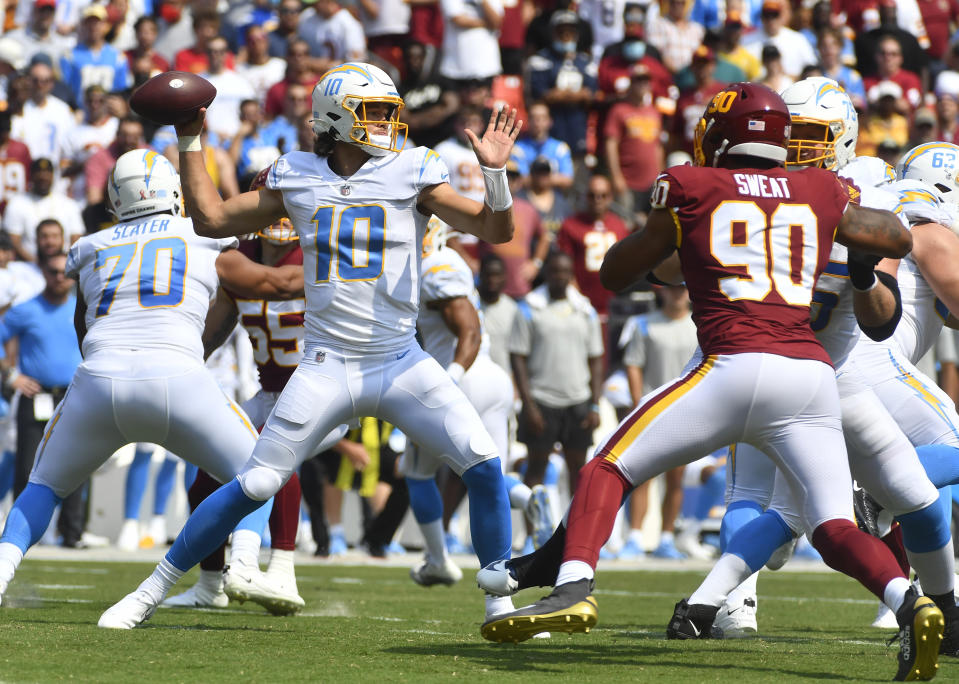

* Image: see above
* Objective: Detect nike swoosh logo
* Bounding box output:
[726,606,741,615]
[690,623,701,637]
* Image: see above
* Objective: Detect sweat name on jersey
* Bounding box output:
[732,173,791,199]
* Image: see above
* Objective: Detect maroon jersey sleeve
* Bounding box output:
[655,165,851,365]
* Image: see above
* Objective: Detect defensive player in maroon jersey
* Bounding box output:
[0,110,30,218]
[478,83,944,680]
[162,168,340,615]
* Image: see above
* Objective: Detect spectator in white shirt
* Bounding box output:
[744,0,817,78]
[238,25,288,102]
[4,158,84,263]
[10,61,74,174]
[297,0,367,70]
[439,0,504,83]
[202,36,256,140]
[5,0,75,67]
[63,85,119,201]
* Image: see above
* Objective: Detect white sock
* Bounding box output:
[197,569,223,592]
[509,483,532,510]
[0,542,24,583]
[884,576,912,614]
[627,528,644,546]
[688,553,751,607]
[726,571,759,605]
[266,548,296,579]
[139,558,185,603]
[230,530,262,568]
[908,544,956,596]
[420,519,448,564]
[556,560,594,586]
[660,531,675,545]
[485,594,514,618]
[330,523,345,538]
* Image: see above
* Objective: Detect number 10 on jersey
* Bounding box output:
[312,204,387,282]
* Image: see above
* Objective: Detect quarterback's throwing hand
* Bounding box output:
[466,106,523,169]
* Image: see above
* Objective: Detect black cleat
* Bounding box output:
[853,486,883,537]
[939,603,959,657]
[480,578,597,643]
[666,599,722,639]
[893,586,944,681]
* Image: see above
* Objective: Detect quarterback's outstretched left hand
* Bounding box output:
[466,106,523,169]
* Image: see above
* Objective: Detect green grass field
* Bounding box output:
[0,560,954,682]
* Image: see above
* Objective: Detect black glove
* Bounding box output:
[847,250,882,291]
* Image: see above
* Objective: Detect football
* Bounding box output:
[129,71,216,126]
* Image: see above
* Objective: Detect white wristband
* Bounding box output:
[446,362,466,384]
[178,134,202,152]
[852,273,879,292]
[480,164,513,212]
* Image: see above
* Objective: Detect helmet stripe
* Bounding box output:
[900,143,948,173]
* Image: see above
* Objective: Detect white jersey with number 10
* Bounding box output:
[266,146,451,354]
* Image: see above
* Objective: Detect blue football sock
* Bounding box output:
[725,509,793,572]
[0,483,61,553]
[0,450,14,500]
[406,477,443,524]
[914,444,959,488]
[152,455,178,516]
[720,499,763,553]
[695,467,726,520]
[183,463,198,491]
[123,447,153,520]
[897,499,951,553]
[234,496,274,535]
[461,458,511,567]
[165,479,264,572]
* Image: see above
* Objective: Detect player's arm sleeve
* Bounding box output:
[509,301,533,356]
[414,148,452,195]
[65,241,84,280]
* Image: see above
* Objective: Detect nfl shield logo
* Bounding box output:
[340,185,352,196]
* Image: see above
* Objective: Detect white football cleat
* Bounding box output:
[224,562,305,615]
[410,556,463,587]
[116,519,140,552]
[765,537,798,571]
[161,583,229,609]
[871,600,898,629]
[713,595,758,637]
[476,559,519,596]
[0,576,7,607]
[98,590,158,629]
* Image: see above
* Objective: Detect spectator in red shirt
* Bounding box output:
[863,35,923,114]
[672,46,725,156]
[604,64,664,221]
[557,174,629,321]
[84,116,145,208]
[126,16,170,82]
[597,2,673,109]
[918,0,959,63]
[0,110,30,218]
[264,39,319,119]
[479,160,548,298]
[173,9,235,74]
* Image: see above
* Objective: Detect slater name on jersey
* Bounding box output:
[111,218,172,241]
[732,173,792,199]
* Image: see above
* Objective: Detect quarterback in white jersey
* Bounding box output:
[101,62,524,629]
[0,150,308,608]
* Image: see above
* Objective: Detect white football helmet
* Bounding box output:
[422,216,448,257]
[780,77,858,171]
[896,142,959,205]
[311,62,407,157]
[108,149,183,220]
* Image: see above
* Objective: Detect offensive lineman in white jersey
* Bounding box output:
[405,221,553,588]
[0,149,316,606]
[100,62,524,629]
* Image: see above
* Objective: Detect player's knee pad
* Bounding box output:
[896,501,952,553]
[238,466,284,502]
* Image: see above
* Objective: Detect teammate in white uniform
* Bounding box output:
[0,149,312,607]
[100,62,524,629]
[406,221,552,587]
